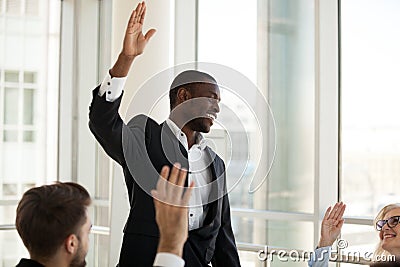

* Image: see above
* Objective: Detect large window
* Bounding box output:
[2,70,37,143]
[340,0,400,264]
[0,0,113,265]
[197,0,316,266]
[0,0,60,265]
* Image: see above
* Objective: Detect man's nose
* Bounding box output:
[210,98,220,113]
[214,102,220,113]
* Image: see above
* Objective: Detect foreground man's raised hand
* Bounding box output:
[151,164,194,258]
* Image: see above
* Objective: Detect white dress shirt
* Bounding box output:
[98,73,184,267]
[165,119,213,230]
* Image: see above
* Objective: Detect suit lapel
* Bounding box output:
[160,122,189,185]
[202,147,221,225]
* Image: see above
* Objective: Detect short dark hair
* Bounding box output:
[169,70,217,110]
[16,182,91,260]
[370,258,399,267]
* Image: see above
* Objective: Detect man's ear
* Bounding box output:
[177,87,190,103]
[65,234,78,254]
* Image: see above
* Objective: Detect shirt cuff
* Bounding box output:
[98,71,126,102]
[153,252,185,267]
[308,246,331,267]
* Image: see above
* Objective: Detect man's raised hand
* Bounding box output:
[110,1,156,78]
[122,1,156,58]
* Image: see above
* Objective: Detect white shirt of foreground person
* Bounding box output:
[99,74,186,267]
[153,253,184,267]
[99,72,213,230]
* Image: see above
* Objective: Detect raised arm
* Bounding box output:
[308,202,346,267]
[88,1,156,165]
[110,1,156,78]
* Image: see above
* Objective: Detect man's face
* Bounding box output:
[182,82,221,133]
[70,214,91,267]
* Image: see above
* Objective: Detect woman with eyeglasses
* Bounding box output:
[308,202,400,266]
[374,203,400,258]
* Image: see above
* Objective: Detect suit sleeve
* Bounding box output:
[211,192,241,266]
[88,86,126,166]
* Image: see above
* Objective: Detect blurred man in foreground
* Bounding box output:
[15,164,192,267]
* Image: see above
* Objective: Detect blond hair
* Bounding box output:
[373,203,400,258]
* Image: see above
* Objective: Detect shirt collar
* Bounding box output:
[166,119,208,150]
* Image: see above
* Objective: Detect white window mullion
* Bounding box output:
[314,0,340,247]
[0,69,4,197]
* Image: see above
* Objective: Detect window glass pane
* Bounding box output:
[23,71,36,84]
[341,0,400,217]
[198,0,315,215]
[23,89,34,125]
[0,231,28,266]
[232,216,313,256]
[2,183,17,197]
[0,205,17,224]
[198,0,265,213]
[340,224,380,266]
[93,234,110,267]
[4,87,19,124]
[267,221,313,252]
[25,0,39,16]
[235,219,314,266]
[23,130,34,142]
[198,0,257,82]
[95,206,109,227]
[4,71,19,83]
[3,130,18,142]
[6,0,21,14]
[238,251,264,267]
[267,0,315,214]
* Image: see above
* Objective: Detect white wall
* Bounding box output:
[108,0,175,264]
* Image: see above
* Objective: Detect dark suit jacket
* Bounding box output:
[15,259,44,267]
[89,86,241,267]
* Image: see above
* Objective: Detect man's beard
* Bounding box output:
[70,241,86,267]
[187,117,211,133]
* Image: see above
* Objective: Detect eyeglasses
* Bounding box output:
[376,216,400,231]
